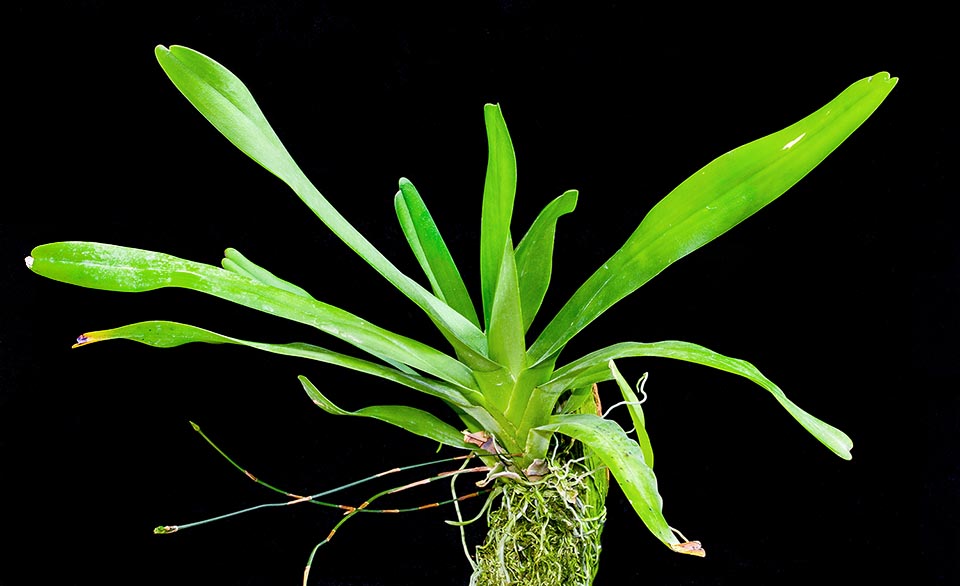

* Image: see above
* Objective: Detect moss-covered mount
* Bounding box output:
[472,443,607,585]
[26,45,896,585]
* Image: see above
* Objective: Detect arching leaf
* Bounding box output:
[300,375,470,449]
[530,72,898,363]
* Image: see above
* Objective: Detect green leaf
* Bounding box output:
[28,241,477,391]
[479,103,517,328]
[154,44,488,363]
[545,340,853,460]
[394,178,480,328]
[608,360,654,468]
[218,266,417,377]
[299,375,470,449]
[535,414,681,550]
[154,45,297,180]
[529,72,898,363]
[70,320,482,408]
[221,247,314,298]
[486,244,526,376]
[514,190,578,333]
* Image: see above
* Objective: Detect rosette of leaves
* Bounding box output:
[25,45,896,585]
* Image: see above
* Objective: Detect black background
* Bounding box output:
[3,3,955,585]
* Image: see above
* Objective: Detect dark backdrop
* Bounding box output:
[3,3,954,585]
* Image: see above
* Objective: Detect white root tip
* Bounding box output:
[24,256,34,269]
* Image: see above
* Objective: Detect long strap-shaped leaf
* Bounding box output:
[478,105,529,413]
[27,242,477,391]
[514,189,578,333]
[220,247,419,376]
[529,72,898,364]
[70,320,483,408]
[394,178,480,328]
[300,375,470,449]
[154,45,488,366]
[543,340,853,460]
[479,103,518,328]
[535,414,683,551]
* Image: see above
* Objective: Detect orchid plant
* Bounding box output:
[25,45,896,585]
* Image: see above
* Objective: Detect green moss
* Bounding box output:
[470,449,607,586]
